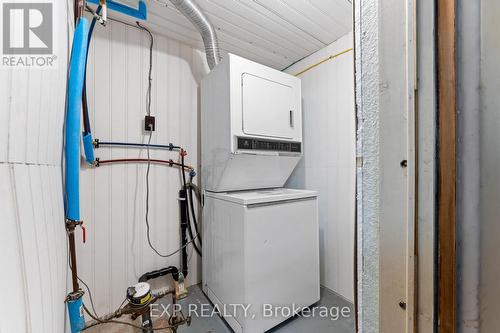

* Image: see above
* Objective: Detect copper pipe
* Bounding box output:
[74,0,85,24]
[67,222,80,292]
[97,158,194,171]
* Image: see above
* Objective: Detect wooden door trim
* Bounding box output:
[437,0,457,332]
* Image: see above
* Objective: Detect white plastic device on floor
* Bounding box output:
[201,54,320,333]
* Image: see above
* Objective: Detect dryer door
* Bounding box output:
[241,73,296,139]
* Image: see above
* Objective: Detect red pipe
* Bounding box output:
[97,158,194,171]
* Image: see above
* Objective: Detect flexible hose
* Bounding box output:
[187,185,201,245]
[181,154,202,256]
[168,0,221,69]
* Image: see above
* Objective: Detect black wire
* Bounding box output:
[139,22,160,257]
[144,132,159,256]
[137,21,153,117]
[136,22,199,258]
[143,139,201,257]
[78,275,99,318]
[140,21,155,257]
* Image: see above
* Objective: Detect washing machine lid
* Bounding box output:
[205,188,317,205]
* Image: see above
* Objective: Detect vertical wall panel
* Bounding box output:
[109,21,128,310]
[28,165,54,333]
[8,71,29,163]
[0,1,71,332]
[25,72,43,164]
[47,165,70,333]
[0,69,11,161]
[40,166,61,332]
[2,1,68,166]
[37,67,51,165]
[79,19,208,315]
[124,25,144,286]
[13,164,46,332]
[479,1,500,332]
[154,34,170,273]
[50,1,71,166]
[285,33,355,301]
[0,165,28,333]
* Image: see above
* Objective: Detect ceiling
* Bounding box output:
[110,0,353,69]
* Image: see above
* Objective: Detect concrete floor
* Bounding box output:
[159,285,356,333]
[87,285,355,333]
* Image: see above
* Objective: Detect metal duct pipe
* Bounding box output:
[168,0,221,69]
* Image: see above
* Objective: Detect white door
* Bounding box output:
[241,73,296,139]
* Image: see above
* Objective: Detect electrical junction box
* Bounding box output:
[202,188,320,333]
[144,115,155,131]
[201,54,303,192]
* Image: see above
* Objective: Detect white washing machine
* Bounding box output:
[202,188,320,333]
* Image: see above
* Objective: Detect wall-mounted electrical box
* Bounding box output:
[201,54,303,192]
[144,115,155,131]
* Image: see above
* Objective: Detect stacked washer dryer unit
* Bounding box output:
[201,54,320,333]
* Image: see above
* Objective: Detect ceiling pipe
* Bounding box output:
[168,0,221,69]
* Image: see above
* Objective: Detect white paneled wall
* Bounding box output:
[79,18,209,316]
[0,165,68,333]
[285,33,355,301]
[0,1,71,332]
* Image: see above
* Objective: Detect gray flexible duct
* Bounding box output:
[169,0,221,69]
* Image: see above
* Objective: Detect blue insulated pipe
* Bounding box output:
[65,18,89,222]
[81,5,102,165]
[65,18,89,333]
[82,133,95,165]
